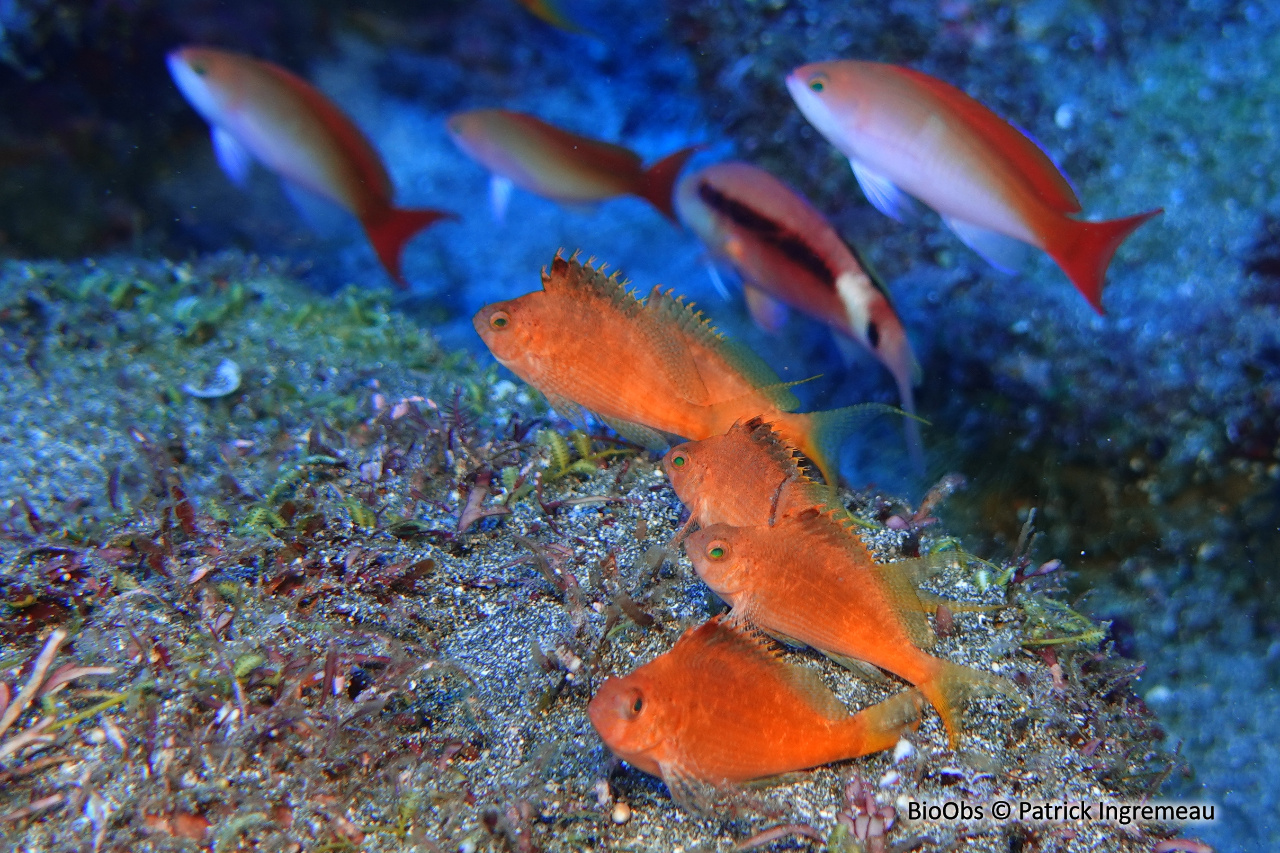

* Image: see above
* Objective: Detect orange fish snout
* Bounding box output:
[662,442,704,499]
[587,677,664,773]
[472,301,529,363]
[685,525,749,599]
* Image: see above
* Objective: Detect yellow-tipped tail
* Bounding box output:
[918,659,1020,749]
[839,689,925,758]
[773,403,903,485]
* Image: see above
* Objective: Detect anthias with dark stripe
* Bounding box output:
[675,161,923,471]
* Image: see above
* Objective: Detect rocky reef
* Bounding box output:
[0,258,1192,851]
[1,0,1277,849]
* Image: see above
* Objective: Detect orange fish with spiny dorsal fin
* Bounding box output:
[663,417,987,615]
[686,508,1017,747]
[473,251,870,483]
[663,416,836,530]
[587,615,923,806]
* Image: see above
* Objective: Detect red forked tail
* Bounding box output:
[638,145,702,223]
[1052,208,1162,314]
[364,207,456,288]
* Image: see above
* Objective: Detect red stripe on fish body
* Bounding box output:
[677,162,856,337]
[676,162,924,469]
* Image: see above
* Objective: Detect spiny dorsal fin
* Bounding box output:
[543,251,709,405]
[644,285,726,346]
[645,287,801,412]
[543,250,642,314]
[739,417,814,482]
[693,613,785,662]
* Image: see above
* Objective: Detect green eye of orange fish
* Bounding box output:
[708,545,725,560]
[632,697,643,714]
[671,454,686,467]
[808,74,828,93]
[490,311,511,330]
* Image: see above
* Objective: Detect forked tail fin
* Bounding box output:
[639,145,702,223]
[1052,208,1161,314]
[773,402,906,486]
[917,659,1020,749]
[364,207,457,288]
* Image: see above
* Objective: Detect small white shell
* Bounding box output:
[182,358,241,398]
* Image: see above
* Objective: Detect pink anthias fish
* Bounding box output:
[676,161,924,470]
[447,109,698,223]
[168,46,454,288]
[787,60,1161,313]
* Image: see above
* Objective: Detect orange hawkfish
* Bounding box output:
[167,46,453,288]
[473,251,869,484]
[786,60,1161,313]
[676,162,923,469]
[587,615,922,804]
[665,418,992,619]
[686,510,1014,746]
[663,416,835,530]
[446,109,697,223]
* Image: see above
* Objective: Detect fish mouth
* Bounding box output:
[165,50,187,79]
[471,305,504,342]
[470,308,488,337]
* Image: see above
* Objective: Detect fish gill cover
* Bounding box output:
[0,0,1277,851]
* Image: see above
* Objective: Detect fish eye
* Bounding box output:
[191,62,208,77]
[706,541,727,561]
[866,321,880,348]
[808,73,829,93]
[670,453,687,468]
[632,696,643,714]
[490,310,511,330]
